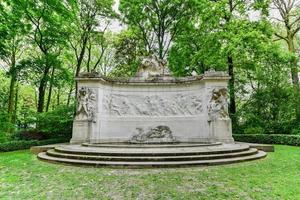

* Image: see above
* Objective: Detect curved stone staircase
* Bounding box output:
[37,143,267,167]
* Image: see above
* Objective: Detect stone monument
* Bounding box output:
[70,56,233,144]
[38,57,266,167]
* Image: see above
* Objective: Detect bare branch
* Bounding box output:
[274,32,288,41]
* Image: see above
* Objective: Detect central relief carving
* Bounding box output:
[103,93,203,116]
[129,126,177,143]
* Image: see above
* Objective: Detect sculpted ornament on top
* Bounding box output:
[136,55,170,78]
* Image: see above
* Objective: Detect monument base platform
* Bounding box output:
[38,143,266,168]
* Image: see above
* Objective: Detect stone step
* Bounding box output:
[46,148,258,162]
[37,150,267,167]
[54,144,250,157]
[81,142,222,148]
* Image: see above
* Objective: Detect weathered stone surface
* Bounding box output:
[75,87,96,122]
[71,70,233,144]
[37,143,267,167]
[30,143,67,154]
[130,126,177,144]
[103,93,203,116]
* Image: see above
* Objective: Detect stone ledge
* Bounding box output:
[75,71,230,85]
[236,142,275,152]
[30,143,68,155]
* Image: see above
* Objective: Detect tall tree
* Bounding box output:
[19,0,73,112]
[272,0,300,121]
[111,29,145,77]
[69,0,114,76]
[69,0,114,94]
[0,0,29,125]
[190,0,269,125]
[119,0,194,59]
[215,0,269,125]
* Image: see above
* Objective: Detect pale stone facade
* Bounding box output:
[70,70,234,144]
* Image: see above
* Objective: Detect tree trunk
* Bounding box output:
[287,35,300,121]
[13,83,19,125]
[227,56,237,125]
[46,67,55,112]
[75,34,89,97]
[67,85,73,107]
[7,50,16,125]
[37,64,51,113]
[57,88,60,106]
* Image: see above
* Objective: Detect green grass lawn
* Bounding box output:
[0,145,299,200]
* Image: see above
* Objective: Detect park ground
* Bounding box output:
[0,145,299,200]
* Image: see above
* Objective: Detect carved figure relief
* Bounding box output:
[130,126,177,143]
[76,87,96,121]
[103,93,203,116]
[207,88,229,121]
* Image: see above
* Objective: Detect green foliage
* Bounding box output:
[35,105,74,138]
[110,29,144,77]
[243,126,265,135]
[236,44,297,134]
[291,126,300,135]
[0,138,68,152]
[0,112,15,141]
[233,134,300,146]
[119,0,194,59]
[0,0,299,142]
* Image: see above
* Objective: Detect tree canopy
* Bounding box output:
[0,0,299,140]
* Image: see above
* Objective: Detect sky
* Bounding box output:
[108,0,124,32]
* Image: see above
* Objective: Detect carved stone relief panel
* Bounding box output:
[103,93,203,116]
[129,126,177,143]
[207,87,229,121]
[75,87,97,121]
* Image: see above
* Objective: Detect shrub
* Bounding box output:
[291,126,300,135]
[0,138,69,152]
[35,105,74,138]
[243,127,265,135]
[233,134,300,146]
[12,130,46,141]
[0,111,15,141]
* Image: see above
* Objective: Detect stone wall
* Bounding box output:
[70,70,233,144]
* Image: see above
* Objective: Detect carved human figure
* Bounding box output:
[208,88,229,121]
[76,87,96,121]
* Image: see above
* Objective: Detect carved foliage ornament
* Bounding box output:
[76,87,96,121]
[208,88,229,121]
